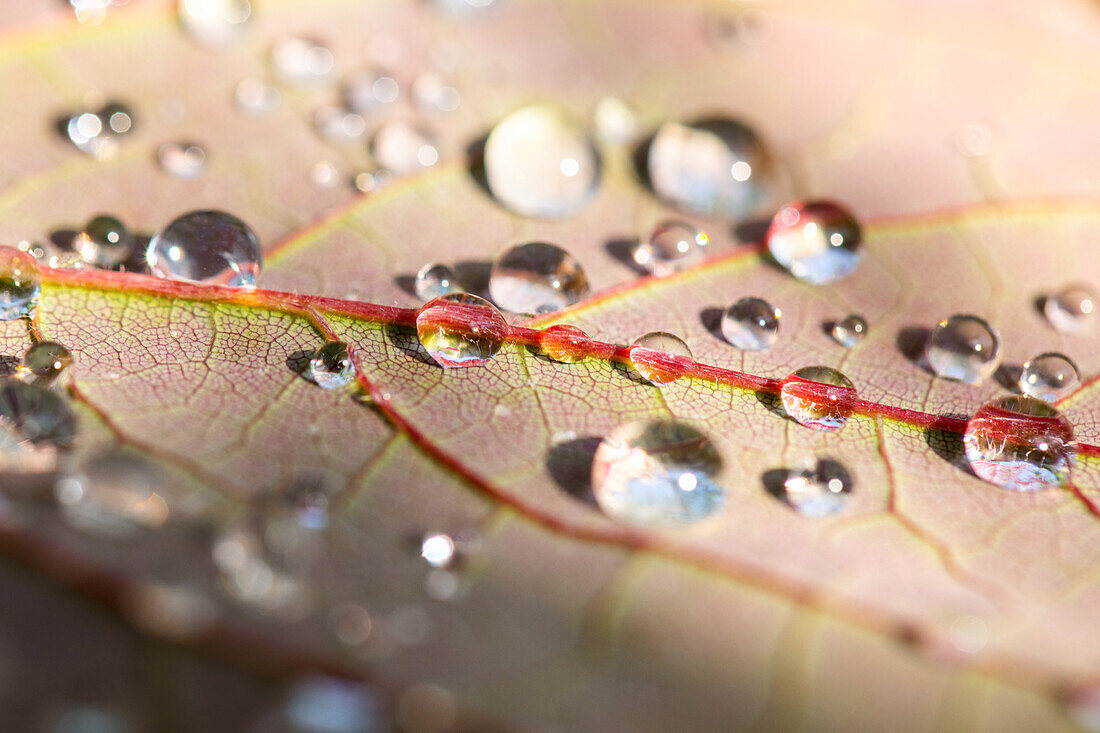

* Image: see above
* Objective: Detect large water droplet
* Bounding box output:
[1044,284,1096,333]
[178,0,251,45]
[157,141,207,179]
[1019,352,1079,403]
[964,396,1075,491]
[483,105,600,219]
[343,68,400,111]
[18,341,73,387]
[270,36,334,84]
[54,453,167,536]
[721,296,780,350]
[633,221,708,277]
[370,121,439,175]
[415,263,460,301]
[629,332,693,385]
[416,293,508,368]
[147,210,262,287]
[767,200,862,284]
[774,460,852,517]
[647,117,776,218]
[831,314,867,348]
[780,366,858,432]
[488,242,589,314]
[592,420,724,526]
[74,214,133,268]
[309,341,356,390]
[0,246,40,319]
[539,324,591,363]
[925,315,1001,384]
[0,380,76,447]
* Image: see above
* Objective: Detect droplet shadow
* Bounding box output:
[465,133,492,202]
[49,229,78,251]
[732,216,771,245]
[0,355,19,378]
[546,436,602,507]
[755,389,787,419]
[700,307,724,341]
[760,467,789,502]
[924,418,974,475]
[453,260,491,298]
[897,326,932,374]
[286,349,315,381]
[382,323,438,367]
[630,131,656,192]
[395,274,418,298]
[610,358,651,386]
[993,363,1023,394]
[605,237,646,276]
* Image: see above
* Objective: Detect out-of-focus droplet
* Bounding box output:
[1019,352,1079,403]
[964,396,1075,491]
[412,72,460,113]
[47,253,88,270]
[416,293,508,368]
[774,460,852,517]
[1044,284,1096,333]
[592,419,724,526]
[270,36,335,85]
[234,78,282,115]
[593,96,638,145]
[370,121,439,175]
[925,314,1001,384]
[633,221,708,277]
[779,366,858,432]
[313,106,367,144]
[100,102,134,136]
[956,120,994,157]
[18,342,72,387]
[0,246,40,319]
[629,332,692,385]
[343,68,400,111]
[721,296,780,350]
[17,240,45,261]
[766,200,862,284]
[309,342,356,390]
[73,214,133,268]
[284,676,380,733]
[147,210,262,287]
[647,117,776,218]
[353,168,392,194]
[831,314,867,348]
[213,523,310,618]
[539,324,591,363]
[328,603,372,647]
[484,105,600,219]
[178,0,251,45]
[157,141,207,179]
[420,532,456,568]
[55,453,167,536]
[310,161,339,189]
[0,380,76,447]
[64,110,117,159]
[488,241,589,314]
[414,263,460,301]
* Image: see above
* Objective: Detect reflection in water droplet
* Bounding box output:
[489,242,589,314]
[343,68,400,111]
[1044,284,1096,333]
[484,105,600,219]
[0,380,75,447]
[157,141,207,179]
[55,453,167,536]
[831,314,867,348]
[178,0,251,45]
[629,332,692,385]
[925,315,1001,384]
[647,117,776,218]
[964,396,1075,491]
[74,214,133,268]
[412,72,460,113]
[18,341,73,387]
[309,342,356,390]
[370,121,439,175]
[0,246,40,319]
[147,210,262,287]
[633,222,708,277]
[1019,352,1079,403]
[539,324,591,363]
[775,460,851,517]
[416,293,508,368]
[420,532,456,568]
[270,36,335,84]
[285,676,380,733]
[780,366,857,432]
[767,200,862,284]
[234,78,282,115]
[721,296,780,350]
[592,420,724,526]
[593,96,638,145]
[415,263,460,301]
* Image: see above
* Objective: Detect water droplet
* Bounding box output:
[73,214,133,268]
[488,241,590,314]
[64,110,117,159]
[774,460,852,517]
[309,342,356,390]
[592,420,724,526]
[370,121,439,175]
[178,0,251,45]
[213,523,310,618]
[313,105,367,144]
[353,168,392,194]
[629,332,693,385]
[55,453,167,536]
[721,296,780,350]
[18,341,73,387]
[47,252,88,270]
[416,293,508,368]
[270,36,334,84]
[234,77,281,115]
[926,314,1001,384]
[593,96,638,145]
[539,324,591,363]
[0,380,76,447]
[633,221,708,277]
[0,246,40,319]
[964,396,1075,491]
[343,68,400,111]
[1019,352,1080,403]
[414,263,459,301]
[328,603,372,647]
[17,240,45,261]
[147,210,262,287]
[766,200,862,284]
[647,117,776,218]
[780,366,858,432]
[412,72,460,113]
[100,102,134,136]
[483,105,600,219]
[420,532,456,568]
[157,141,206,179]
[310,161,339,189]
[831,314,867,348]
[1044,284,1096,333]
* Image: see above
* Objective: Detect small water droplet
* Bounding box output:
[147,210,262,287]
[780,366,858,432]
[414,262,460,301]
[412,72,460,113]
[629,332,692,385]
[926,314,1001,384]
[234,77,281,115]
[178,0,251,45]
[831,314,867,348]
[309,342,356,390]
[0,380,76,447]
[157,141,207,179]
[353,168,392,194]
[1019,352,1080,403]
[313,105,367,144]
[592,420,724,526]
[18,341,73,387]
[633,221,708,277]
[1044,283,1096,333]
[420,532,456,568]
[964,396,1075,491]
[55,453,167,536]
[0,246,40,319]
[343,68,400,111]
[483,105,600,219]
[488,241,589,314]
[370,121,439,175]
[416,293,508,368]
[539,324,591,363]
[593,96,638,145]
[270,36,334,84]
[774,460,852,517]
[767,200,862,284]
[721,296,780,350]
[73,214,133,268]
[647,117,776,218]
[47,253,88,270]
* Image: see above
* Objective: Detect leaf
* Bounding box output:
[2,0,1100,730]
